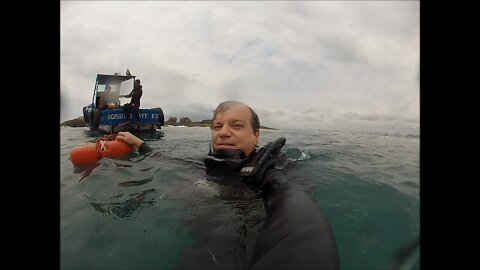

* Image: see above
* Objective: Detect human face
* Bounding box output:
[211,105,259,156]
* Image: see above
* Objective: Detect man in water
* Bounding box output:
[116,100,340,269]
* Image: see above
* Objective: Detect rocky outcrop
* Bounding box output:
[179,117,192,126]
[165,117,177,126]
[164,117,211,127]
[60,116,86,127]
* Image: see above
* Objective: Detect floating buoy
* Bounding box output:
[70,134,134,166]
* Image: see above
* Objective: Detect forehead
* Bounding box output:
[214,105,251,122]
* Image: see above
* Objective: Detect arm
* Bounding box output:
[98,93,107,109]
[116,131,152,155]
[120,90,133,98]
[249,167,340,270]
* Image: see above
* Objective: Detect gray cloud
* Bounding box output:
[343,112,400,122]
[61,1,419,133]
[302,108,316,115]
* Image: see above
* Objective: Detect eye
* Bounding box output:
[233,123,243,129]
[213,124,222,130]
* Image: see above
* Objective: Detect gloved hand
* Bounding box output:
[239,137,286,183]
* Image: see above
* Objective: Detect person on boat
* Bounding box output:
[99,85,116,110]
[120,79,143,123]
[116,100,340,270]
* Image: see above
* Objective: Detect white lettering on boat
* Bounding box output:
[106,113,156,120]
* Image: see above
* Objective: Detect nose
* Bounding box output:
[218,124,232,137]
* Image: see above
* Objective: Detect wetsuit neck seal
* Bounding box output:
[204,149,253,178]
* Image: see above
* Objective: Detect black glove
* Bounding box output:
[239,137,286,183]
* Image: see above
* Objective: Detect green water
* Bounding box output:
[61,126,419,269]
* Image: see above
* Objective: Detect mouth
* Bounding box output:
[216,143,238,150]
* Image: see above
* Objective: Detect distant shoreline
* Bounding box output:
[60,116,278,130]
[163,125,278,130]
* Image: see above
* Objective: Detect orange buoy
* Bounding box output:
[70,143,101,166]
[70,134,134,166]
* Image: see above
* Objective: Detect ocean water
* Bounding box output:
[60,126,420,270]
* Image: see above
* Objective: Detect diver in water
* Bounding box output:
[116,100,340,269]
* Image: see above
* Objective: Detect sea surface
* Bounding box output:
[60,126,420,270]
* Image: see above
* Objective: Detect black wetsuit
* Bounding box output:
[137,142,340,269]
[122,85,143,122]
[248,165,339,269]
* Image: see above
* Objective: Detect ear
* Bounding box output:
[254,130,260,144]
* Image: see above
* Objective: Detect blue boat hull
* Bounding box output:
[84,106,164,133]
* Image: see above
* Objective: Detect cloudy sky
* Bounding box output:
[61,1,419,133]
